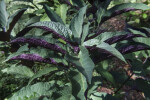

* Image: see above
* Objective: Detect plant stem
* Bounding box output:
[114,72,134,94]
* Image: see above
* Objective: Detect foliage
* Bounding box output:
[0,0,150,100]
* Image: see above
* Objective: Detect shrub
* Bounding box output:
[1,0,150,100]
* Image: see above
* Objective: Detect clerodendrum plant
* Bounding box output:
[3,0,150,100]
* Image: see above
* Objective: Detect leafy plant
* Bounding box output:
[1,0,150,100]
[0,0,27,41]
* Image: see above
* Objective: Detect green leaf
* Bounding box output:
[69,70,87,100]
[54,84,76,100]
[29,47,52,58]
[2,64,34,78]
[25,16,40,26]
[29,21,72,40]
[97,42,126,63]
[70,6,87,43]
[87,76,102,98]
[7,8,27,33]
[136,79,150,98]
[78,46,95,83]
[8,4,34,12]
[40,13,51,21]
[28,67,58,85]
[96,67,116,86]
[96,7,105,24]
[17,44,29,52]
[56,4,68,24]
[133,36,150,46]
[90,92,107,100]
[43,4,64,25]
[8,82,55,100]
[128,28,147,37]
[84,39,100,46]
[65,46,95,83]
[81,22,90,44]
[0,0,8,30]
[96,31,128,42]
[84,40,126,63]
[29,47,67,64]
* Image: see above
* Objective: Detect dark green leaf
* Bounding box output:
[9,82,55,100]
[0,0,8,30]
[81,22,90,44]
[69,70,87,100]
[96,67,116,86]
[136,79,150,98]
[43,4,64,25]
[7,8,27,34]
[65,46,95,83]
[2,64,34,78]
[70,6,87,43]
[71,0,85,8]
[28,67,58,85]
[54,84,76,100]
[29,21,72,41]
[25,16,40,26]
[84,40,126,63]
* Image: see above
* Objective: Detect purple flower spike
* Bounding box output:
[101,8,136,24]
[10,54,57,64]
[119,45,150,54]
[105,34,143,44]
[10,54,68,69]
[11,37,66,54]
[90,44,150,63]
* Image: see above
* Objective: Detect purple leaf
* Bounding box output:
[105,34,143,44]
[11,37,66,54]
